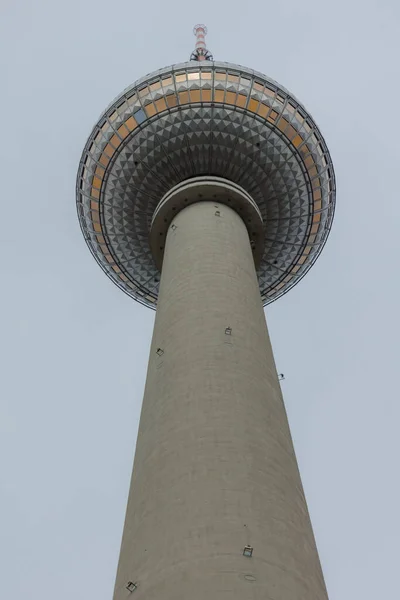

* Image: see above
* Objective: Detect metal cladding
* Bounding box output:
[76,62,336,309]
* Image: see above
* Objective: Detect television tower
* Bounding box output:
[77,25,335,599]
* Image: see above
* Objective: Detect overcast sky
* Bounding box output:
[1,1,400,598]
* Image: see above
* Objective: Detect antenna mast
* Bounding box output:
[190,24,213,62]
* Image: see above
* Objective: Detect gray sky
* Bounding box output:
[1,0,399,598]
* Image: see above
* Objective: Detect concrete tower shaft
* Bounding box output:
[113,199,328,599]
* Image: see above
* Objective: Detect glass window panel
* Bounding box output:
[133,109,146,124]
[287,102,296,113]
[305,155,314,168]
[93,222,102,233]
[308,166,318,178]
[178,91,189,104]
[285,124,297,140]
[155,98,167,112]
[109,110,118,122]
[117,124,129,139]
[139,86,149,98]
[314,200,322,211]
[161,76,173,86]
[240,76,251,86]
[99,154,110,167]
[277,117,289,132]
[91,188,100,199]
[125,116,137,131]
[202,89,212,102]
[292,134,303,147]
[236,94,247,108]
[311,223,319,234]
[313,212,322,222]
[201,71,212,79]
[175,73,187,82]
[188,72,200,80]
[94,166,104,177]
[189,90,201,102]
[264,87,275,98]
[253,81,264,92]
[110,134,121,148]
[150,81,161,92]
[258,103,269,118]
[248,98,259,113]
[145,103,157,117]
[92,176,102,189]
[166,94,177,107]
[313,189,322,200]
[103,143,114,157]
[225,91,236,104]
[214,90,225,102]
[312,177,321,190]
[215,72,226,81]
[96,234,106,245]
[227,74,240,83]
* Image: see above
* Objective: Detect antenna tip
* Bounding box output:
[193,24,208,36]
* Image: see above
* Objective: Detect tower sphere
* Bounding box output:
[77,62,335,309]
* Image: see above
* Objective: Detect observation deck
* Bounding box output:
[77,61,335,309]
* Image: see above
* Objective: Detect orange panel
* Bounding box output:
[94,165,104,177]
[225,91,236,105]
[117,124,129,139]
[99,154,110,167]
[298,255,307,265]
[178,91,190,104]
[311,223,319,234]
[313,190,322,200]
[104,143,114,157]
[161,76,173,86]
[91,188,100,199]
[90,200,99,210]
[313,213,322,223]
[189,90,201,102]
[285,124,297,141]
[312,178,321,190]
[201,72,212,79]
[308,166,318,178]
[314,200,322,210]
[166,94,177,107]
[92,176,102,189]
[215,72,226,81]
[96,234,106,245]
[253,82,264,92]
[236,94,247,108]
[93,222,102,232]
[155,98,167,112]
[305,155,314,168]
[277,117,289,132]
[202,90,212,102]
[214,90,225,102]
[145,103,157,117]
[258,103,269,118]
[292,134,303,147]
[248,98,259,113]
[125,116,137,131]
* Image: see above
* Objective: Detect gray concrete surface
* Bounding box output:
[113,201,328,599]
